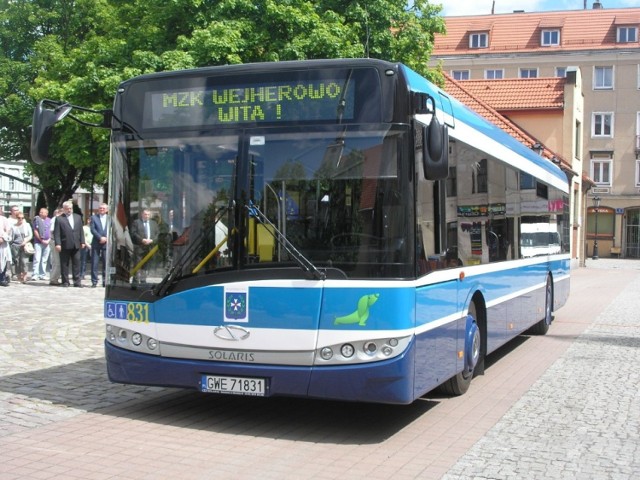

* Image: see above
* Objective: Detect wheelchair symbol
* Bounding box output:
[105,302,128,320]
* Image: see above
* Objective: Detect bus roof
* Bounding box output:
[118,58,397,85]
[400,64,568,194]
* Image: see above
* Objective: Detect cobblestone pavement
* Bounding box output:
[0,260,639,479]
[443,258,640,480]
[0,279,167,437]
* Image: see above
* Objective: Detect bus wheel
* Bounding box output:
[439,301,481,396]
[528,275,553,336]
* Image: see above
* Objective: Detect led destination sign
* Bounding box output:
[146,79,356,128]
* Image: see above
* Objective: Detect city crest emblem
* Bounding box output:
[224,287,249,322]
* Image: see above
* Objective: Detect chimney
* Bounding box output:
[593,2,603,8]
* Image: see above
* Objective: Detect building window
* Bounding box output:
[469,32,488,49]
[594,66,613,90]
[637,112,640,150]
[575,120,582,160]
[452,70,470,81]
[592,112,613,137]
[446,166,457,197]
[485,69,503,79]
[636,160,640,187]
[519,68,538,79]
[520,172,536,190]
[472,159,488,194]
[617,26,637,43]
[541,29,560,46]
[591,156,613,186]
[555,67,567,77]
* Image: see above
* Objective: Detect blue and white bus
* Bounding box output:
[31,58,569,404]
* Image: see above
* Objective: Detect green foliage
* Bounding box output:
[0,0,444,209]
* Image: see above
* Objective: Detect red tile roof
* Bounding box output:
[434,8,640,55]
[457,78,566,111]
[443,74,572,171]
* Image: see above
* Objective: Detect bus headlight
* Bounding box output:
[315,335,412,365]
[118,329,127,343]
[320,347,333,360]
[363,342,377,355]
[340,344,355,358]
[105,325,160,355]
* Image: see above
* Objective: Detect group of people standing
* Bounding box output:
[0,201,110,288]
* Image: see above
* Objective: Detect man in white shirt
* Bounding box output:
[7,205,20,279]
[31,207,52,280]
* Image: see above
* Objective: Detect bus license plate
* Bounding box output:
[201,375,266,396]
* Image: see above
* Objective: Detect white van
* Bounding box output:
[520,223,561,258]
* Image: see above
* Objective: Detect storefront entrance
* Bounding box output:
[625,208,640,258]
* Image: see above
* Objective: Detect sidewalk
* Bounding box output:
[443,258,640,479]
[583,257,640,270]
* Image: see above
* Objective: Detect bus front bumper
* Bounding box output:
[105,340,416,404]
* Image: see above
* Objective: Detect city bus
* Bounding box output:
[31,58,570,404]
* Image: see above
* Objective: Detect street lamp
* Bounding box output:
[592,196,601,260]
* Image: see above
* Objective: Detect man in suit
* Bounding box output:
[54,200,86,287]
[130,208,158,283]
[90,202,110,288]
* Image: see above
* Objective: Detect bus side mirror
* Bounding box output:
[30,101,72,164]
[422,114,449,181]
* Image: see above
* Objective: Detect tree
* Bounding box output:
[318,0,446,80]
[1,0,117,210]
[0,0,445,211]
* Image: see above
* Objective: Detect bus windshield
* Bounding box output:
[109,124,413,289]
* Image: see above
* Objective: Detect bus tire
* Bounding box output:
[528,275,553,336]
[439,299,482,396]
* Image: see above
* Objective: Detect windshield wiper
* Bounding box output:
[153,205,228,296]
[246,201,325,281]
